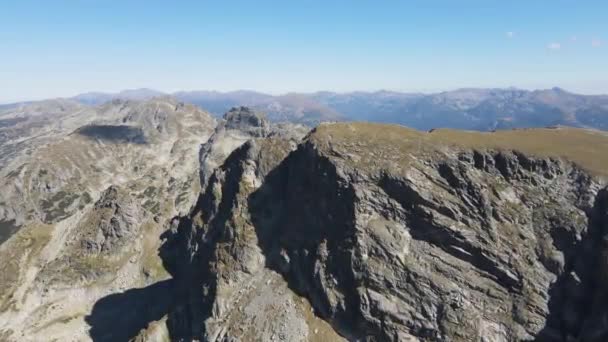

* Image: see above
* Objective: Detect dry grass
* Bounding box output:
[310,122,608,178]
[0,222,53,311]
[255,138,295,175]
[292,293,346,341]
[141,221,170,280]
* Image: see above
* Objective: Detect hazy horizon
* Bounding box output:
[3,85,608,106]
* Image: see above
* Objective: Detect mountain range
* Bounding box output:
[64,87,608,130]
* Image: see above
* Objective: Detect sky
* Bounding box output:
[0,0,606,103]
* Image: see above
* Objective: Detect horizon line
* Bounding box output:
[2,85,607,105]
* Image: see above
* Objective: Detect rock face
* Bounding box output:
[166,122,608,341]
[79,185,143,254]
[274,144,602,341]
[162,137,343,341]
[223,106,271,136]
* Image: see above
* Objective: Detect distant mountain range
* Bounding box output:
[6,87,608,131]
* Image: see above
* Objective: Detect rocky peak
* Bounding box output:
[95,185,121,207]
[198,107,307,190]
[222,106,270,136]
[81,186,143,254]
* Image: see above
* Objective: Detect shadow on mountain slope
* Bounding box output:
[535,189,608,341]
[85,279,174,342]
[247,149,366,340]
[76,125,147,144]
[0,117,27,128]
[86,214,184,341]
[0,219,20,246]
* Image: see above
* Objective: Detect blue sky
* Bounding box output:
[0,0,606,103]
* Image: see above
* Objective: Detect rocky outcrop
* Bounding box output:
[167,122,608,341]
[223,106,271,137]
[35,185,147,287]
[164,138,343,341]
[198,106,308,190]
[79,185,143,254]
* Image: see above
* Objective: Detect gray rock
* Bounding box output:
[80,185,143,254]
[223,106,271,137]
[199,106,308,190]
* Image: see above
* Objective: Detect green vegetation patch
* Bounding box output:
[40,190,82,222]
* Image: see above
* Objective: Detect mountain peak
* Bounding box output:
[223,106,269,130]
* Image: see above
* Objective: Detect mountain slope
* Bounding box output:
[0,103,313,341]
[0,99,98,168]
[0,98,217,341]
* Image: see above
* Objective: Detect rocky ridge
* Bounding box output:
[198,106,308,189]
[165,122,608,341]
